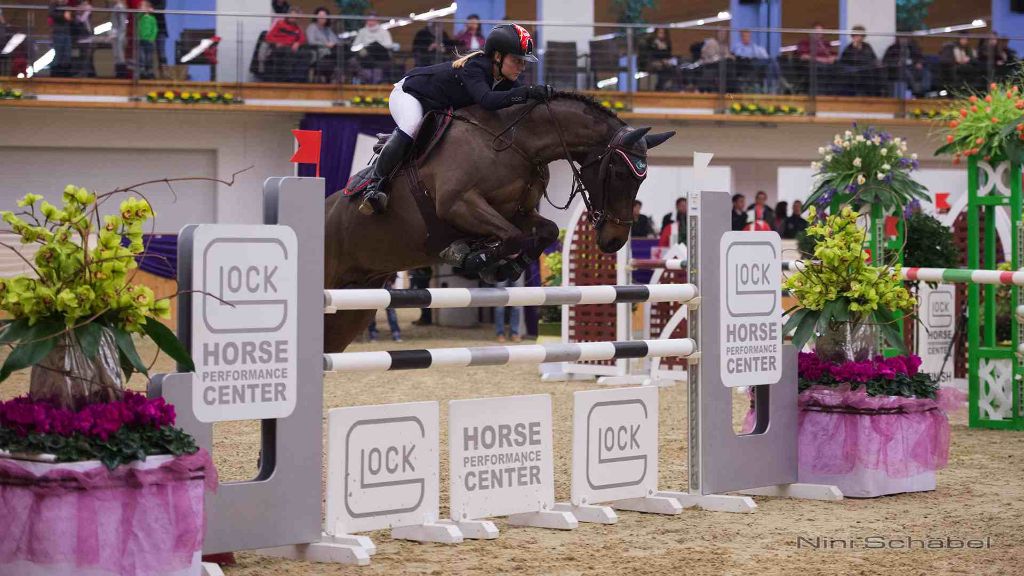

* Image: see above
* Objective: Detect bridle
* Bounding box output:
[445,99,647,229]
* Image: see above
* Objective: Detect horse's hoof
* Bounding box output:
[496,260,524,282]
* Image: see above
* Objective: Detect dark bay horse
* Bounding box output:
[324,93,674,352]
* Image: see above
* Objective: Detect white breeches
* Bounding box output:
[390,79,425,138]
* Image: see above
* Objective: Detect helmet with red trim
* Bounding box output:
[484,23,538,63]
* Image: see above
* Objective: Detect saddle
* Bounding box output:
[340,109,455,198]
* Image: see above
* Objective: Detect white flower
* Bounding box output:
[825,154,833,162]
[845,130,853,138]
[834,137,843,146]
[842,141,851,148]
[872,136,882,145]
[853,157,862,167]
[882,164,891,171]
[810,161,821,171]
[880,148,888,156]
[857,174,866,185]
[911,153,918,160]
[900,142,908,151]
[894,137,902,145]
[877,172,886,180]
[818,147,826,155]
[855,135,866,142]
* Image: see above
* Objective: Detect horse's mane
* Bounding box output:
[551,91,625,124]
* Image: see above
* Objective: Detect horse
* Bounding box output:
[324,92,674,353]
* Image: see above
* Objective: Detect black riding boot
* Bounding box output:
[358,129,414,215]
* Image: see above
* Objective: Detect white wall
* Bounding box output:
[840,0,896,56]
[215,0,270,83]
[0,107,300,228]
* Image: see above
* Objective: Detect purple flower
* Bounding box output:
[1,390,181,440]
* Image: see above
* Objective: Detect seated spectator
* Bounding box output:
[939,31,979,90]
[699,31,731,64]
[697,30,732,92]
[265,8,310,82]
[733,29,768,60]
[773,201,788,236]
[883,35,928,97]
[412,24,454,67]
[639,28,677,91]
[353,13,396,84]
[453,14,485,53]
[977,33,1016,76]
[306,7,338,81]
[747,190,775,226]
[838,25,880,95]
[630,200,656,238]
[732,29,770,89]
[797,23,837,64]
[658,197,688,247]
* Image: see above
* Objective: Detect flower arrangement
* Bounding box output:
[0,187,194,408]
[908,108,941,120]
[146,90,238,104]
[0,86,24,100]
[0,391,196,469]
[807,124,928,212]
[350,95,389,107]
[798,352,939,398]
[783,206,916,353]
[728,102,804,116]
[935,81,1024,164]
[600,100,629,112]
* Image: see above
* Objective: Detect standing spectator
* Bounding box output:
[773,201,788,236]
[73,0,96,77]
[149,0,167,77]
[731,194,748,231]
[883,36,927,97]
[630,200,655,238]
[111,0,129,75]
[494,278,522,343]
[136,0,158,79]
[838,25,879,95]
[368,278,402,342]
[410,267,433,326]
[453,14,485,53]
[786,200,808,238]
[659,197,687,247]
[747,190,775,226]
[49,0,73,77]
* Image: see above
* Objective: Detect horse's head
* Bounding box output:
[578,126,675,253]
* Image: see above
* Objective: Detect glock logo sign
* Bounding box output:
[928,290,953,328]
[327,402,440,534]
[720,232,782,387]
[571,387,658,505]
[918,284,955,385]
[189,225,298,423]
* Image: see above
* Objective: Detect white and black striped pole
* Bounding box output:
[323,338,696,372]
[324,284,698,312]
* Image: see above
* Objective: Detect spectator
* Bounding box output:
[353,13,396,84]
[412,24,454,67]
[796,23,836,64]
[639,28,676,91]
[747,190,775,225]
[733,29,768,60]
[940,31,979,89]
[272,0,290,15]
[659,197,687,247]
[267,7,306,50]
[883,36,927,97]
[49,0,73,77]
[368,308,402,342]
[977,33,1015,74]
[699,30,731,64]
[150,0,168,76]
[494,278,523,343]
[838,25,879,95]
[773,201,788,235]
[72,0,96,77]
[630,200,655,238]
[786,200,808,238]
[306,7,338,81]
[264,7,309,81]
[136,0,158,79]
[410,267,433,326]
[111,0,128,75]
[731,194,748,231]
[453,14,485,53]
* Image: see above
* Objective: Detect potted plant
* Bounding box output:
[781,207,953,497]
[0,187,212,576]
[538,247,563,338]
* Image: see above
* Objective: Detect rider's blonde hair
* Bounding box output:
[451,50,485,68]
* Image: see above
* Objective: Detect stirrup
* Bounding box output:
[358,189,389,215]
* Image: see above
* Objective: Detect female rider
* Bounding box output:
[356,23,553,215]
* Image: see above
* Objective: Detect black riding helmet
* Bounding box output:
[484,23,539,63]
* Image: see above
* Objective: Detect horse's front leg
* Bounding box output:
[509,211,560,261]
[442,189,527,254]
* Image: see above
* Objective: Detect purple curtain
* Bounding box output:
[128,234,178,279]
[298,113,397,196]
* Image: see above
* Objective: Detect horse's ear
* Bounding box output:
[644,131,676,149]
[621,127,651,148]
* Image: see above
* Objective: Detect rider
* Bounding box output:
[357,23,553,215]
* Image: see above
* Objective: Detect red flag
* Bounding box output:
[290,129,322,177]
[884,216,899,237]
[935,192,951,212]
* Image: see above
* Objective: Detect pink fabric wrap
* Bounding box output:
[0,450,216,576]
[796,386,951,478]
